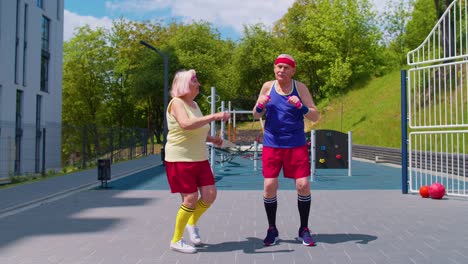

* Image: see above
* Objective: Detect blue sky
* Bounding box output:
[64,0,387,42]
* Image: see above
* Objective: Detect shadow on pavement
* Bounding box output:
[196,233,377,253]
[315,233,378,244]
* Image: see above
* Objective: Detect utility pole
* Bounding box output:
[139,40,169,163]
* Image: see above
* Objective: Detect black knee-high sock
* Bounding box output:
[298,194,311,228]
[264,196,277,228]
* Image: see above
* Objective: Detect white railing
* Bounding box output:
[407,0,468,197]
[409,131,468,197]
[407,60,468,128]
[408,0,468,65]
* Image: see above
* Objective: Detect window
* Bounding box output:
[41,16,49,52]
[15,0,20,84]
[15,90,23,175]
[0,85,2,145]
[37,0,43,9]
[57,0,61,20]
[22,4,28,86]
[40,54,49,92]
[15,90,22,130]
[35,95,42,172]
[0,1,2,40]
[40,16,50,92]
[36,95,42,131]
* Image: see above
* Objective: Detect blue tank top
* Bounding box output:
[263,80,307,148]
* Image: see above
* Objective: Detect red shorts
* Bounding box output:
[165,160,215,193]
[262,145,310,179]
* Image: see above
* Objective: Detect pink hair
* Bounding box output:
[170,69,196,97]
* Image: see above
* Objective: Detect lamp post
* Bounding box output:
[139,40,169,163]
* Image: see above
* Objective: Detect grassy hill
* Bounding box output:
[234,70,403,148]
[307,70,402,148]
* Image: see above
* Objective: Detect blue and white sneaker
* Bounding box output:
[263,227,279,246]
[298,227,316,246]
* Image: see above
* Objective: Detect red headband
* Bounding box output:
[274,57,296,68]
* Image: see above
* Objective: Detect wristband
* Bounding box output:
[300,104,310,115]
[256,95,270,113]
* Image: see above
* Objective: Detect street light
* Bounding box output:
[139,40,169,163]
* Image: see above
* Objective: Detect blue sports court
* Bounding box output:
[107,155,402,191]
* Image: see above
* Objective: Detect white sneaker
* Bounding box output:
[170,239,197,253]
[186,225,202,246]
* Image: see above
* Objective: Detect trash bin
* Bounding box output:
[97,159,111,188]
[161,146,165,164]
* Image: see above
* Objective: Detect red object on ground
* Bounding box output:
[335,154,342,159]
[419,185,430,198]
[429,183,446,199]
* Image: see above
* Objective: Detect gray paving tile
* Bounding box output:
[0,155,467,264]
[0,155,161,215]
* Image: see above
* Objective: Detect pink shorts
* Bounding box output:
[262,145,310,179]
[165,160,215,193]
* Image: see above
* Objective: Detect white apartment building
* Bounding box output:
[0,0,63,179]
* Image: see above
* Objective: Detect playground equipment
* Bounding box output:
[310,129,352,181]
[206,87,263,171]
[207,88,354,179]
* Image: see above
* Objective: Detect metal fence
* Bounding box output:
[0,123,156,180]
[0,121,59,180]
[408,131,468,197]
[406,0,468,197]
[61,124,156,167]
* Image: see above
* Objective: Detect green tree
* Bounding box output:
[62,26,113,160]
[167,21,236,113]
[434,0,452,17]
[231,24,281,110]
[381,0,415,66]
[405,0,438,50]
[433,0,455,58]
[108,19,172,144]
[275,0,383,99]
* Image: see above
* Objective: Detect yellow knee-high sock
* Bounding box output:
[171,204,195,243]
[187,199,211,226]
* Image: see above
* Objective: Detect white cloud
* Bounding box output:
[104,0,295,35]
[172,0,296,33]
[63,10,114,41]
[65,0,387,41]
[105,0,172,13]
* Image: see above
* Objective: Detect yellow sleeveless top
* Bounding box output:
[164,97,210,162]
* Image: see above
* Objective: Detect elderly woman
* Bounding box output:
[165,69,230,253]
